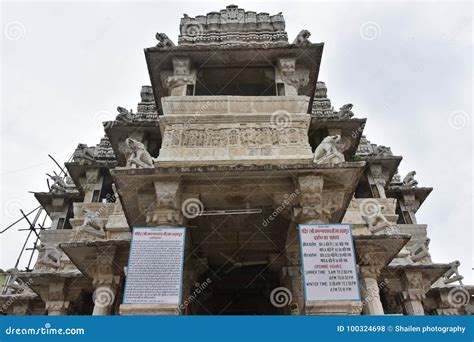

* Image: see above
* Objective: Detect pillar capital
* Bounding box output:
[45,300,70,315]
[146,178,184,226]
[400,270,426,315]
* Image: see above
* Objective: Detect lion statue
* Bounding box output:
[81,208,104,232]
[125,137,157,168]
[73,143,96,162]
[292,30,311,46]
[155,33,175,48]
[313,135,345,164]
[116,106,134,123]
[337,103,354,119]
[403,171,418,188]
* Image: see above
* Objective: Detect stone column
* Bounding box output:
[281,223,305,315]
[83,169,102,203]
[165,57,196,96]
[359,266,384,315]
[368,164,387,199]
[276,57,309,96]
[12,303,30,315]
[45,301,70,316]
[400,270,425,315]
[120,178,184,316]
[44,281,70,315]
[92,247,120,316]
[290,175,360,315]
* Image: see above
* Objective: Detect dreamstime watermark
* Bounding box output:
[4,21,26,41]
[350,122,366,139]
[175,278,212,314]
[359,198,381,218]
[4,323,85,336]
[262,189,300,227]
[92,286,115,308]
[93,110,115,129]
[448,110,471,130]
[270,287,292,308]
[183,101,212,129]
[270,110,292,130]
[181,198,204,219]
[447,287,470,307]
[1,277,34,312]
[3,197,24,219]
[181,20,205,38]
[359,21,381,41]
[352,279,390,314]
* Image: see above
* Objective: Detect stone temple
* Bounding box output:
[1,5,472,316]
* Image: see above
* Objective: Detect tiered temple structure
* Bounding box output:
[1,5,472,316]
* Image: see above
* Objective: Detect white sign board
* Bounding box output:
[123,227,186,305]
[299,224,360,301]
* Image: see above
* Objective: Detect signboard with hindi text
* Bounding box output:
[123,227,186,305]
[298,224,360,301]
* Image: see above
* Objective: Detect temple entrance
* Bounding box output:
[193,266,281,315]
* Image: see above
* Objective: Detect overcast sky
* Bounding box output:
[1,1,472,283]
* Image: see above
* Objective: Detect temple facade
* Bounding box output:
[1,5,472,316]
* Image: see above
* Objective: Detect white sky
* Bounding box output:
[1,1,472,283]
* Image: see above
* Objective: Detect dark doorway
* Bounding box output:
[193,265,281,315]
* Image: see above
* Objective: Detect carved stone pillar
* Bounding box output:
[368,164,387,199]
[359,266,384,315]
[44,281,70,315]
[400,270,425,315]
[91,247,120,316]
[12,303,30,315]
[121,178,185,316]
[146,178,184,227]
[400,193,418,224]
[287,175,326,315]
[291,175,360,315]
[292,175,328,225]
[281,223,304,314]
[165,57,196,96]
[276,58,309,96]
[45,301,70,316]
[83,169,102,203]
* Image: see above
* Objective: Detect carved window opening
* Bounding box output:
[91,190,100,203]
[98,174,114,203]
[62,202,74,230]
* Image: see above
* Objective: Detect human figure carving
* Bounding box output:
[337,104,354,119]
[116,106,133,123]
[443,260,464,285]
[125,138,157,168]
[155,33,175,48]
[403,171,418,188]
[361,204,394,233]
[313,135,345,164]
[292,30,311,46]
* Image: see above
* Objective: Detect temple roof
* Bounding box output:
[177,5,288,48]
